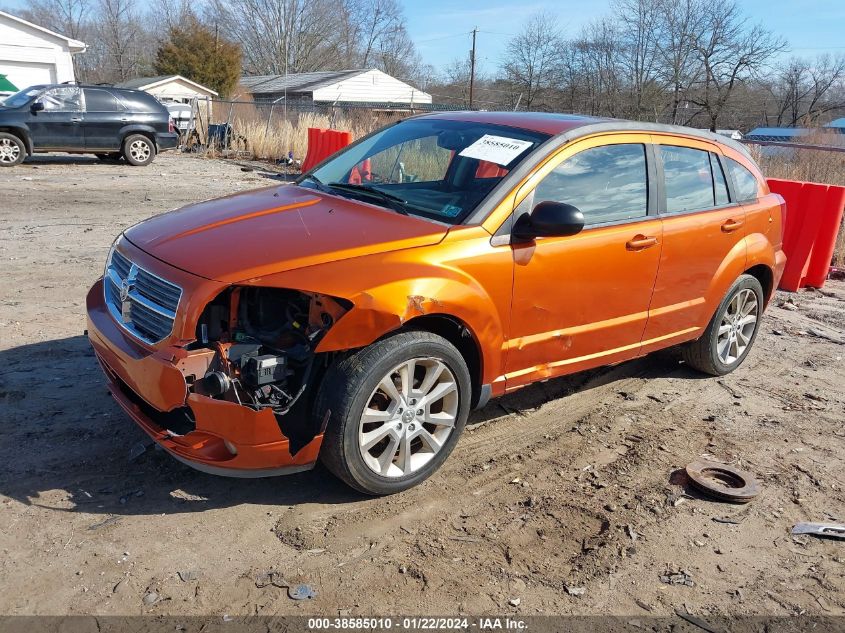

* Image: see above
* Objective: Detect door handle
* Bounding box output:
[626,235,659,251]
[70,117,82,123]
[721,218,744,232]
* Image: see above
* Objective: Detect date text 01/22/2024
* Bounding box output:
[307,617,528,630]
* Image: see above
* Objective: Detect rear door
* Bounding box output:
[82,88,126,151]
[640,138,746,352]
[27,86,84,150]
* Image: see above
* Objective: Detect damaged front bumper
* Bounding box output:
[86,279,323,477]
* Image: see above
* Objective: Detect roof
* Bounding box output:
[745,127,810,141]
[115,75,218,96]
[0,10,86,52]
[0,74,18,92]
[414,112,751,157]
[241,70,369,94]
[416,112,609,136]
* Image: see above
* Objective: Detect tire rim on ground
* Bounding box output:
[358,358,459,478]
[0,138,20,163]
[129,139,151,162]
[717,288,758,365]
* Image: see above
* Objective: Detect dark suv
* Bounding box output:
[0,83,178,166]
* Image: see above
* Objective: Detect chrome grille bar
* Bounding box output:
[103,248,182,345]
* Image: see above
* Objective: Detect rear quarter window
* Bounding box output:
[727,158,761,202]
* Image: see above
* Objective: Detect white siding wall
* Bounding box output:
[0,14,76,91]
[312,69,432,104]
[145,79,216,103]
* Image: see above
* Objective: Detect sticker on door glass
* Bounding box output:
[458,135,533,166]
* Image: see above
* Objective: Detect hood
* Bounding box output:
[124,184,449,283]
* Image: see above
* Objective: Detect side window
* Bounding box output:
[533,144,648,225]
[727,158,761,203]
[39,86,82,112]
[710,153,730,206]
[83,88,124,112]
[661,146,715,213]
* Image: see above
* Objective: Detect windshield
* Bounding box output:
[300,119,549,224]
[0,86,45,109]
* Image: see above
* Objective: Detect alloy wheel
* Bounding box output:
[716,288,758,365]
[0,138,21,164]
[129,139,151,162]
[358,358,459,478]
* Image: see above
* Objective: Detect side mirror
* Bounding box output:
[30,101,45,113]
[512,201,585,241]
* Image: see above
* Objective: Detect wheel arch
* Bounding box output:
[0,126,32,154]
[120,126,158,149]
[398,313,485,409]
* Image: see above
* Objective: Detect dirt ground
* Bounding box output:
[1,153,843,619]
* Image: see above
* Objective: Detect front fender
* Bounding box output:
[238,231,512,385]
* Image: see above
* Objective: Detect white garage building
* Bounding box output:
[0,11,86,94]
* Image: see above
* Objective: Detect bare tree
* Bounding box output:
[17,0,90,40]
[501,12,564,109]
[685,0,786,131]
[769,54,845,125]
[654,0,707,124]
[613,0,663,118]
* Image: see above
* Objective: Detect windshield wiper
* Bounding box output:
[299,174,330,192]
[326,182,410,215]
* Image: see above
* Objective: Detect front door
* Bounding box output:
[28,86,84,150]
[82,88,126,151]
[504,137,663,390]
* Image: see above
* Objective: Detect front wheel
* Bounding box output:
[0,133,25,166]
[682,274,764,376]
[122,134,156,166]
[317,331,471,495]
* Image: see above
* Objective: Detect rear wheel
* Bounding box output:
[317,331,471,495]
[122,134,155,166]
[682,274,764,376]
[0,133,25,166]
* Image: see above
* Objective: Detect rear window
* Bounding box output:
[661,146,715,214]
[84,88,125,112]
[727,158,761,202]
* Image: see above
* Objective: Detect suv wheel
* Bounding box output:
[682,274,764,376]
[0,133,25,166]
[122,134,155,166]
[317,331,471,495]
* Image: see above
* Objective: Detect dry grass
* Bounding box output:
[755,144,845,267]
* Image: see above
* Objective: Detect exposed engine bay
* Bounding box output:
[185,287,349,431]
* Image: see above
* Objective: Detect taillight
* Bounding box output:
[169,118,175,133]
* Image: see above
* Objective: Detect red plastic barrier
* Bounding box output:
[767,178,845,291]
[301,128,352,173]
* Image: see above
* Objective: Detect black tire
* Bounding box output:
[122,134,156,166]
[0,132,26,167]
[316,331,471,495]
[682,274,764,376]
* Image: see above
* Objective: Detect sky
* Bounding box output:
[402,0,845,72]
[3,0,844,74]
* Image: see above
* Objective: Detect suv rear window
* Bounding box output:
[727,158,761,202]
[84,88,125,112]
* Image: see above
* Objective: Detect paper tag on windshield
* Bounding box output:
[458,135,533,166]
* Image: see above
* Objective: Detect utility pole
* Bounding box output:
[469,27,477,110]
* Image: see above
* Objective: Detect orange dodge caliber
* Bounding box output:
[87,112,786,494]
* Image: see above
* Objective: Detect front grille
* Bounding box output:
[104,248,183,344]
